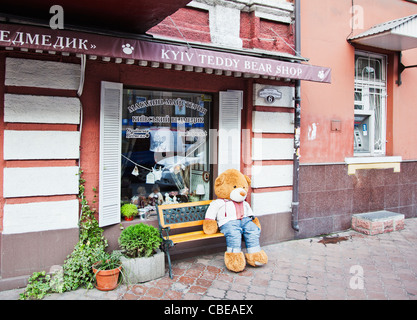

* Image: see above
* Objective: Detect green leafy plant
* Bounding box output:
[120,203,138,219]
[60,170,108,291]
[19,271,52,300]
[118,223,162,258]
[19,169,110,299]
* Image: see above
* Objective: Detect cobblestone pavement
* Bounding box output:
[1,218,416,300]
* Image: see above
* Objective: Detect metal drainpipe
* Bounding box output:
[291,0,301,232]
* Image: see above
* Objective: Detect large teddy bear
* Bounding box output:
[203,169,268,272]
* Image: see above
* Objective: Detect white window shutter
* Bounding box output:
[218,91,242,174]
[99,81,122,227]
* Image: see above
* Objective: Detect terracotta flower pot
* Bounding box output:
[92,263,122,291]
[123,216,134,221]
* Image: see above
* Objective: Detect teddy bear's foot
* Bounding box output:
[245,250,268,267]
[224,252,246,273]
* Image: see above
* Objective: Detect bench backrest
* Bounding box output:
[156,200,213,230]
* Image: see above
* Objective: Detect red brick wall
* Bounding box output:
[240,11,295,54]
[148,7,211,43]
[149,6,295,54]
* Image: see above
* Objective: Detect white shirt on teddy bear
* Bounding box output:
[205,199,254,227]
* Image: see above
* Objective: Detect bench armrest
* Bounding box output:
[159,226,171,240]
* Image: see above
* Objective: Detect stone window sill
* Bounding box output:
[345,156,402,175]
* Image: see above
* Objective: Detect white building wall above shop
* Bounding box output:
[4,94,81,124]
[5,58,80,89]
[252,111,294,133]
[3,130,80,160]
[252,190,293,215]
[3,166,79,198]
[1,57,81,236]
[210,5,243,48]
[3,200,79,234]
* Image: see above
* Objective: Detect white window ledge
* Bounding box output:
[345,156,402,175]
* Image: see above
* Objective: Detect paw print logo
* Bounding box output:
[122,43,134,55]
[317,70,325,80]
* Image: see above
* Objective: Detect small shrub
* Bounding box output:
[118,223,162,258]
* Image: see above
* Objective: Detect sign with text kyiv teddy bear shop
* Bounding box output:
[0,23,331,83]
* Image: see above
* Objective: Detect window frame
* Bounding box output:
[99,82,243,227]
[354,51,388,157]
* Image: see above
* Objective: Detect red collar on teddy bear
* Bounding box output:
[221,199,245,219]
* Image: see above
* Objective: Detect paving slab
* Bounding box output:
[1,218,416,301]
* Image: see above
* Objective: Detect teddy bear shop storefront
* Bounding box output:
[0,23,331,285]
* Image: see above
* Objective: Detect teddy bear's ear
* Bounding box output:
[215,174,225,187]
[244,175,251,185]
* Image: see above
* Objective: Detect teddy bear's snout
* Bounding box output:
[230,187,247,202]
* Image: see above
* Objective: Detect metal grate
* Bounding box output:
[354,52,387,155]
[163,204,210,225]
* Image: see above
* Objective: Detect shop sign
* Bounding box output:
[258,88,282,104]
[129,115,204,125]
[0,23,331,83]
[128,98,207,115]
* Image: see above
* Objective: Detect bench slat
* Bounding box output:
[167,230,224,244]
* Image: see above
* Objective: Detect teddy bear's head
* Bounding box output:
[214,169,251,202]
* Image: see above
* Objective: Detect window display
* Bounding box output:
[121,89,212,213]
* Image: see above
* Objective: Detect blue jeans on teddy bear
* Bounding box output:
[219,217,261,253]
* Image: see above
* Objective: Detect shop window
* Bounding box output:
[99,82,241,227]
[121,89,212,210]
[354,51,387,156]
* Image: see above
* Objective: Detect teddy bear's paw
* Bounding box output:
[252,217,261,230]
[224,252,246,273]
[203,219,219,235]
[245,250,268,267]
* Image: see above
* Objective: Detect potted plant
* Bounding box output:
[121,203,138,221]
[92,251,123,291]
[118,223,164,283]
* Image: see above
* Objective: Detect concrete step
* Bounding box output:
[352,210,404,235]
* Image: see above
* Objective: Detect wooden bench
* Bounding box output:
[156,200,224,279]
